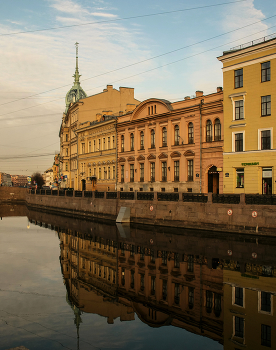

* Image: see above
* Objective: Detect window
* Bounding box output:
[188,287,194,309]
[206,291,213,313]
[130,164,134,182]
[140,163,144,182]
[150,163,155,182]
[162,251,167,265]
[214,293,221,317]
[162,280,167,300]
[235,100,244,120]
[65,134,68,142]
[98,168,101,180]
[121,135,124,152]
[108,137,110,149]
[151,129,155,148]
[188,160,193,181]
[206,120,212,142]
[234,316,244,338]
[261,61,270,82]
[235,68,243,88]
[113,136,115,148]
[234,287,244,306]
[174,253,180,268]
[187,255,194,272]
[93,140,96,152]
[103,167,106,179]
[236,168,244,188]
[151,276,156,295]
[261,324,271,347]
[161,162,167,181]
[261,130,271,150]
[140,131,144,150]
[65,162,68,171]
[94,168,96,176]
[130,133,134,151]
[261,292,271,313]
[81,143,85,154]
[89,141,91,152]
[188,122,194,144]
[65,148,68,156]
[98,139,101,151]
[262,96,271,116]
[113,166,115,179]
[174,161,179,181]
[235,133,244,152]
[162,127,167,147]
[103,138,105,150]
[214,118,221,140]
[140,274,145,291]
[108,167,110,179]
[120,165,124,182]
[131,270,135,289]
[174,125,180,145]
[174,283,180,305]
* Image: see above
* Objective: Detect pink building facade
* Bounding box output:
[117,89,223,194]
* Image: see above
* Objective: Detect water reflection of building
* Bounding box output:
[223,260,276,349]
[58,227,223,344]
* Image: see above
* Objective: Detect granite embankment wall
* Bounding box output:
[26,192,276,235]
[0,187,27,203]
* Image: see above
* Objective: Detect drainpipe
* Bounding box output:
[199,100,204,194]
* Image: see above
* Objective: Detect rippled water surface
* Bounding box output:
[0,216,223,350]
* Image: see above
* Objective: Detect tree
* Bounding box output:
[31,172,45,188]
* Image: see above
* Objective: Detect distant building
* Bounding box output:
[11,175,28,187]
[117,89,223,193]
[0,172,12,186]
[218,34,276,194]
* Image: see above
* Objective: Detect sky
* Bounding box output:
[0,0,275,176]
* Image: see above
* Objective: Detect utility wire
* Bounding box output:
[0,10,274,110]
[0,0,247,37]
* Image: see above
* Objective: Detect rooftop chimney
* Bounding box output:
[196,91,203,97]
[184,96,190,100]
[217,87,223,92]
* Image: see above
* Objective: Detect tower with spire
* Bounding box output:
[65,42,87,113]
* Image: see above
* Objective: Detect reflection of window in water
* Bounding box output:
[174,283,180,305]
[140,247,145,261]
[234,287,243,307]
[174,253,180,268]
[150,251,155,263]
[261,291,272,313]
[187,255,194,272]
[121,268,125,286]
[130,245,135,257]
[206,290,213,313]
[162,251,167,265]
[262,265,273,277]
[131,270,135,289]
[234,316,244,338]
[261,324,271,347]
[140,274,144,291]
[151,276,155,295]
[188,287,194,309]
[214,293,221,317]
[162,280,167,300]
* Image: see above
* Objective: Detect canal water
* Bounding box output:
[1,205,276,350]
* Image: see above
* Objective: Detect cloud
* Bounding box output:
[90,12,117,18]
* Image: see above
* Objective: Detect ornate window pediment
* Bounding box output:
[118,157,126,163]
[147,154,156,160]
[170,151,181,158]
[184,150,195,157]
[128,156,135,162]
[137,155,145,161]
[158,152,168,159]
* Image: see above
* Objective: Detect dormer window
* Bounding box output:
[148,105,157,115]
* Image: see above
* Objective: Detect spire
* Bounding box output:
[73,42,80,86]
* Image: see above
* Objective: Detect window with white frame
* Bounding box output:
[258,128,273,150]
[236,168,244,188]
[235,100,244,120]
[232,131,245,152]
[233,286,244,306]
[261,95,271,116]
[259,291,272,314]
[234,316,244,338]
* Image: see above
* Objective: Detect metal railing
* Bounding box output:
[245,194,276,205]
[212,194,240,204]
[106,192,117,199]
[157,192,179,201]
[95,191,104,199]
[229,33,276,52]
[120,192,134,200]
[183,193,208,203]
[84,191,92,198]
[75,191,82,197]
[137,192,154,200]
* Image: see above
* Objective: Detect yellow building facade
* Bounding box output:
[218,35,276,194]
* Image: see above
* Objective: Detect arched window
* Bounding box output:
[174,125,180,145]
[140,131,144,150]
[121,135,124,152]
[206,120,212,142]
[130,133,134,151]
[151,129,155,148]
[162,127,167,147]
[214,118,221,141]
[188,122,194,144]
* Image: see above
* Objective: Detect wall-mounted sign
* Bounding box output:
[225,173,229,177]
[241,162,259,166]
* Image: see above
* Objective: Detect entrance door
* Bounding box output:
[208,166,219,194]
[262,168,272,195]
[81,179,86,191]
